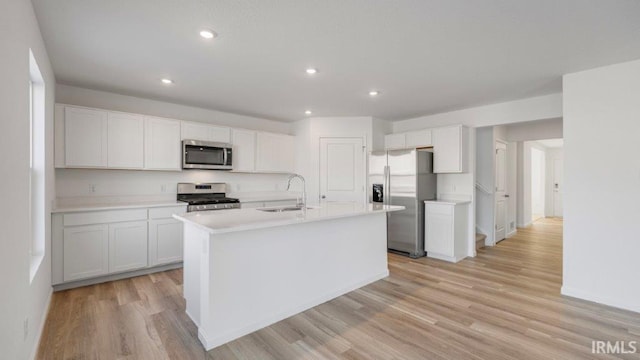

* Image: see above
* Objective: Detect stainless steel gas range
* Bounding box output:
[177,183,240,212]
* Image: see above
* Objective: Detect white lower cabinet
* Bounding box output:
[109,221,148,273]
[63,224,109,282]
[424,201,469,263]
[53,205,187,287]
[149,218,183,266]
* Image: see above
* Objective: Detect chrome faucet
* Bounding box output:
[286,174,307,208]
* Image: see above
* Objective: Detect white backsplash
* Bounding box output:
[55,168,292,207]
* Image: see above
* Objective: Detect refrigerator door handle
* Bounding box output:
[384,165,390,205]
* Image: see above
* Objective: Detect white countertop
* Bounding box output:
[174,202,404,234]
[52,201,188,213]
[424,199,471,205]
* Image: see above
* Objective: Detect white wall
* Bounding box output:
[530,147,546,219]
[56,84,291,134]
[545,147,564,217]
[516,141,547,227]
[562,59,640,313]
[393,93,562,132]
[506,118,563,142]
[0,1,56,359]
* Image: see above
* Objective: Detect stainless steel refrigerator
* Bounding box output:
[369,149,437,258]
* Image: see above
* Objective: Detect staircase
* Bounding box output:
[476,233,487,250]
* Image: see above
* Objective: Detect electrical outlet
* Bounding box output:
[23,318,28,341]
[89,184,97,193]
[160,184,167,193]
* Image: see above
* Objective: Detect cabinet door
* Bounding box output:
[107,112,144,168]
[181,122,232,143]
[385,134,406,150]
[109,221,148,273]
[405,129,432,148]
[256,132,295,173]
[63,224,109,281]
[181,121,213,142]
[144,117,181,170]
[433,126,462,173]
[149,219,183,266]
[232,129,256,172]
[425,205,454,256]
[64,106,108,167]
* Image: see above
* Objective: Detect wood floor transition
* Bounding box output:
[37,218,640,359]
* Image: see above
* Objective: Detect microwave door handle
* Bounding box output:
[224,148,229,166]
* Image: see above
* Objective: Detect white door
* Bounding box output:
[64,106,108,167]
[553,157,564,217]
[149,219,183,266]
[107,112,144,169]
[319,138,365,202]
[63,224,109,281]
[494,141,507,242]
[144,117,181,170]
[109,221,148,273]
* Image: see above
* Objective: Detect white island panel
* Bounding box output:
[175,203,402,350]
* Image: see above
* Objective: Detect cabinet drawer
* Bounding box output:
[63,209,147,226]
[425,203,453,216]
[148,206,187,219]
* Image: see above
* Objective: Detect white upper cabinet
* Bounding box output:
[405,129,432,148]
[181,121,231,143]
[384,133,406,150]
[107,112,144,169]
[433,125,468,173]
[255,132,294,173]
[64,106,108,167]
[232,129,257,172]
[144,116,181,170]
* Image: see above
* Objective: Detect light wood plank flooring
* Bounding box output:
[37,218,640,359]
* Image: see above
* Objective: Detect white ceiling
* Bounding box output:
[537,139,564,148]
[32,0,640,122]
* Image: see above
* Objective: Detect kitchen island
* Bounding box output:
[173,202,404,350]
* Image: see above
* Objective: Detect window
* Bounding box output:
[29,49,45,282]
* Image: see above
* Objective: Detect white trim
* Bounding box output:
[53,262,182,291]
[506,229,517,238]
[426,252,467,263]
[199,270,389,351]
[561,286,640,314]
[29,287,53,360]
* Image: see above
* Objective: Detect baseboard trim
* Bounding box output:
[200,270,390,350]
[561,285,640,314]
[29,287,53,360]
[427,252,466,263]
[506,229,517,238]
[53,262,183,291]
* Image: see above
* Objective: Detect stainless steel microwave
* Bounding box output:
[182,140,233,170]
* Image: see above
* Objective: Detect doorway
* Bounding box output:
[319,137,365,202]
[531,147,546,221]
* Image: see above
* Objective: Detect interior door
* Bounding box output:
[553,157,564,217]
[494,141,507,242]
[319,138,365,202]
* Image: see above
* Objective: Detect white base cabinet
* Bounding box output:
[53,205,187,286]
[149,218,183,266]
[109,221,148,273]
[63,224,109,282]
[424,201,469,263]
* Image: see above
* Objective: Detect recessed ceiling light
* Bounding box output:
[199,29,217,39]
[306,68,318,75]
[161,78,173,85]
[304,110,312,115]
[369,90,380,96]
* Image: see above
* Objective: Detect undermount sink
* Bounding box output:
[257,206,317,213]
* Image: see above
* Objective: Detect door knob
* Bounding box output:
[321,195,326,199]
[504,194,510,198]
